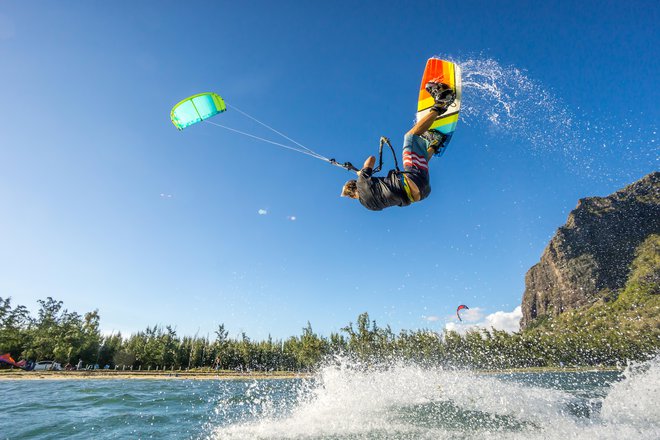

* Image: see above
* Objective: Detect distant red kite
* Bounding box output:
[456,305,470,321]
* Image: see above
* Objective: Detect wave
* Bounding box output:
[208,355,660,439]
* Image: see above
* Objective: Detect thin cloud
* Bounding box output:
[445,321,469,334]
[483,306,522,333]
[287,215,297,221]
[258,209,268,215]
[423,315,440,322]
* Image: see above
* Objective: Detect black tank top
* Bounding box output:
[356,168,411,211]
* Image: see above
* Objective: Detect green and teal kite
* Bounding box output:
[170,92,226,130]
[169,91,336,169]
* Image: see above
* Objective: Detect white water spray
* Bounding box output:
[445,56,657,183]
[209,356,660,439]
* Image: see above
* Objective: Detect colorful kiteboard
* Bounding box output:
[416,58,462,149]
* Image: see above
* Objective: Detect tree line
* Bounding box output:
[3,238,657,371]
[1,277,657,372]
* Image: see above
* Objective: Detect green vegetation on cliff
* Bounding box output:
[523,234,659,365]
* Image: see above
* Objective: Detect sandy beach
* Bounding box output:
[0,365,622,381]
[0,369,309,381]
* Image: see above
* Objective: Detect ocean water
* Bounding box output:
[2,357,658,440]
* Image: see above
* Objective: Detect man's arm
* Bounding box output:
[357,156,376,187]
[362,155,376,171]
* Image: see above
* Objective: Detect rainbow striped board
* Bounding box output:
[416,58,462,148]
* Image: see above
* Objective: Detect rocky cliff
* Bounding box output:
[520,172,660,329]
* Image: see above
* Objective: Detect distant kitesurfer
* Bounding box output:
[341,82,456,211]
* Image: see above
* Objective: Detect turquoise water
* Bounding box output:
[2,359,659,439]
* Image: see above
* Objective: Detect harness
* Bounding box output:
[375,137,415,203]
[377,138,414,203]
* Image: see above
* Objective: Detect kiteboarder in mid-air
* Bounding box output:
[340,81,456,211]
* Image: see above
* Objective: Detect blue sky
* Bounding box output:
[0,1,657,339]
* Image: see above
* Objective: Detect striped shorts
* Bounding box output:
[402,133,429,172]
[401,134,431,201]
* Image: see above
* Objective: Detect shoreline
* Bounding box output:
[0,370,310,381]
[0,365,622,381]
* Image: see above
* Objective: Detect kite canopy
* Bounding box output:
[0,353,33,370]
[171,92,226,130]
[456,304,469,322]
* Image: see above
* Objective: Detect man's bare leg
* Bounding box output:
[406,82,455,163]
[406,108,442,160]
[407,108,440,136]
